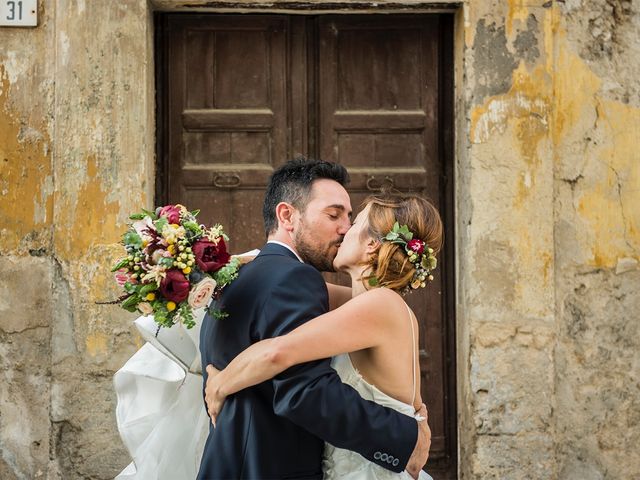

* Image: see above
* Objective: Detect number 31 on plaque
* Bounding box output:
[0,0,37,27]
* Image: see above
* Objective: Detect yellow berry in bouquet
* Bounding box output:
[166,301,176,312]
[146,292,156,301]
[182,267,191,274]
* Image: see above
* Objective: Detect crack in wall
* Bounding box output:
[608,164,638,255]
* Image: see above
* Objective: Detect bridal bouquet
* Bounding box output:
[111,204,239,329]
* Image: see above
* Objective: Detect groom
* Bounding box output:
[198,158,430,479]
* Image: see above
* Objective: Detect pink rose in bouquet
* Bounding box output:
[158,205,182,224]
[114,269,135,287]
[188,277,217,309]
[132,216,155,239]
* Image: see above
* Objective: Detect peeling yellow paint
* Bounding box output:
[470,63,551,148]
[552,52,601,148]
[470,62,551,211]
[471,4,640,271]
[86,331,108,356]
[0,65,53,252]
[506,0,530,39]
[53,155,122,261]
[468,9,557,314]
[573,100,640,267]
[551,12,640,268]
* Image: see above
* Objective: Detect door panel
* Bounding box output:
[159,14,456,478]
[318,16,438,192]
[317,16,451,473]
[167,15,290,251]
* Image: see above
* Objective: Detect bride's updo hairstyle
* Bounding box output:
[361,193,443,293]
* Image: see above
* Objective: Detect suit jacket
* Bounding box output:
[198,242,418,480]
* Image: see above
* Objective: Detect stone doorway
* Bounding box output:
[156,13,457,478]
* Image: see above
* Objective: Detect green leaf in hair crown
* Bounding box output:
[384,222,414,244]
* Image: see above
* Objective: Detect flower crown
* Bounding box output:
[382,222,437,294]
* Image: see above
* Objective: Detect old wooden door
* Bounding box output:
[158,13,456,479]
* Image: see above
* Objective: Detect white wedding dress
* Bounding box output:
[113,311,209,479]
[114,306,432,479]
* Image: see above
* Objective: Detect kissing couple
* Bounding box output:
[198,158,441,479]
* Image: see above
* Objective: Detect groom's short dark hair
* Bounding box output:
[263,157,350,236]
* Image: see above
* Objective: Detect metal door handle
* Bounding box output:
[366,175,394,191]
[213,174,241,189]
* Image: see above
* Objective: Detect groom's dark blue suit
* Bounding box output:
[198,243,418,479]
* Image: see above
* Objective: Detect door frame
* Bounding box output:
[153,6,459,478]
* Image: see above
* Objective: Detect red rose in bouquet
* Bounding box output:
[193,238,230,273]
[159,269,190,303]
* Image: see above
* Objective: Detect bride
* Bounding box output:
[204,193,441,479]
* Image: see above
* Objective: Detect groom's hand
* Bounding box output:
[406,404,431,479]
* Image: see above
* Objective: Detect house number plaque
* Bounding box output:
[0,0,37,27]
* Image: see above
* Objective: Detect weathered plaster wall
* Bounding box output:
[1,1,154,478]
[553,1,640,478]
[461,1,557,478]
[48,0,155,478]
[0,1,638,479]
[461,1,640,479]
[0,1,55,476]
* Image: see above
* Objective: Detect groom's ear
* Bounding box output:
[275,202,297,233]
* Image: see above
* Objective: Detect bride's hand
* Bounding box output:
[231,248,260,265]
[205,364,227,427]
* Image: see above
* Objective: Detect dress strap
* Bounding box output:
[406,303,417,405]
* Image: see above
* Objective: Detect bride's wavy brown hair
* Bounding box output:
[360,192,443,293]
